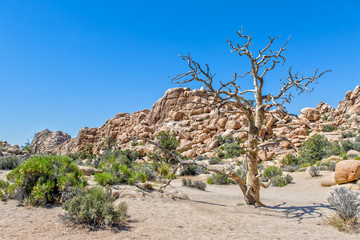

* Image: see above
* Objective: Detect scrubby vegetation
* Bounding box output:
[263,166,292,187]
[327,187,360,233]
[181,178,206,191]
[148,131,180,164]
[281,154,300,167]
[323,125,336,132]
[0,179,9,200]
[263,166,283,180]
[89,149,148,186]
[216,136,243,159]
[6,155,86,206]
[341,131,357,139]
[0,155,24,170]
[271,174,293,187]
[62,186,127,228]
[207,173,232,185]
[308,166,320,177]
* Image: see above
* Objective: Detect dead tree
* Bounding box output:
[170,28,330,205]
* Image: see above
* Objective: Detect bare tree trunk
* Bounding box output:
[245,116,261,205]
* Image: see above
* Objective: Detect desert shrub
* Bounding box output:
[220,142,244,159]
[148,131,181,164]
[181,165,203,176]
[328,162,336,171]
[298,134,330,165]
[133,163,157,181]
[281,154,300,166]
[328,187,360,220]
[283,165,299,172]
[284,174,293,184]
[217,135,236,145]
[157,131,179,151]
[207,173,231,185]
[94,172,117,186]
[323,125,336,132]
[192,180,207,190]
[271,173,293,187]
[324,141,344,157]
[216,149,225,158]
[308,166,320,177]
[6,155,86,206]
[0,179,9,200]
[271,175,287,187]
[327,187,360,232]
[341,139,360,152]
[158,163,171,178]
[342,131,356,139]
[62,186,127,228]
[263,166,283,180]
[345,114,351,119]
[209,156,221,165]
[0,155,24,170]
[182,178,206,191]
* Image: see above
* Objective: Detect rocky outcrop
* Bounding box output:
[31,129,71,154]
[30,85,360,161]
[0,140,23,156]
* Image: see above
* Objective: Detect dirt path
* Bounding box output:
[0,171,359,240]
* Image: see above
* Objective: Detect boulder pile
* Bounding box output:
[30,86,360,162]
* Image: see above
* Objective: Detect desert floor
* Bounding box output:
[1,170,359,240]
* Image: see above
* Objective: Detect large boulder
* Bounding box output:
[300,107,321,121]
[334,160,360,184]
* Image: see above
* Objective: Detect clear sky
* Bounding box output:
[0,0,359,145]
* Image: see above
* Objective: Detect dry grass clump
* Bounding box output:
[182,178,206,191]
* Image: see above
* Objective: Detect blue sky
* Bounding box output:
[0,0,359,145]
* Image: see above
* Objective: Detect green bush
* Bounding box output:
[6,155,86,206]
[0,179,9,200]
[342,131,356,139]
[133,163,157,181]
[323,125,336,132]
[263,166,283,180]
[271,175,287,187]
[94,172,117,186]
[281,154,300,166]
[148,131,181,164]
[298,134,330,165]
[62,186,127,228]
[0,156,24,170]
[158,163,171,178]
[207,173,231,185]
[325,141,344,157]
[220,142,244,159]
[271,174,293,187]
[341,139,360,152]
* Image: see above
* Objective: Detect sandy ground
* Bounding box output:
[1,170,359,240]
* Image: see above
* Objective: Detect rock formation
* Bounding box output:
[31,85,360,161]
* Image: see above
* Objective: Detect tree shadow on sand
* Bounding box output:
[264,202,334,223]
